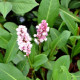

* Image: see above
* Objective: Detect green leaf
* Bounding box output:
[4,34,18,63]
[47,70,52,80]
[0,27,11,49]
[69,36,80,46]
[42,61,54,70]
[29,44,37,64]
[50,31,70,56]
[0,16,6,22]
[38,0,59,27]
[8,0,38,15]
[53,66,71,80]
[73,71,80,80]
[0,63,26,80]
[77,60,80,70]
[29,25,36,37]
[12,51,25,64]
[50,28,60,40]
[0,53,3,63]
[50,28,69,54]
[71,74,77,80]
[71,40,80,58]
[43,37,52,51]
[60,7,78,35]
[0,2,12,18]
[69,1,80,9]
[4,22,17,33]
[52,55,71,80]
[33,54,48,68]
[42,49,51,56]
[17,59,30,76]
[61,0,71,8]
[60,7,80,22]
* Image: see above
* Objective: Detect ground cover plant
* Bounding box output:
[0,0,80,80]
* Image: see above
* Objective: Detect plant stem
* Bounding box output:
[58,21,65,31]
[39,43,41,54]
[28,56,33,68]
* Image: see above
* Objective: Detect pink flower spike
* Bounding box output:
[16,25,32,56]
[34,20,49,44]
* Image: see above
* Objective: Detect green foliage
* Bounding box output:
[71,40,80,58]
[17,59,30,76]
[8,0,38,15]
[4,22,17,33]
[38,0,59,27]
[0,0,38,18]
[0,2,12,18]
[0,63,26,80]
[50,30,70,56]
[33,54,48,69]
[69,1,80,9]
[61,0,71,8]
[52,55,71,80]
[4,34,18,63]
[0,0,80,80]
[0,27,11,49]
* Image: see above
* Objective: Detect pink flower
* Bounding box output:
[16,25,32,56]
[34,20,49,44]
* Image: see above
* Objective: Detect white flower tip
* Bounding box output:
[34,39,39,45]
[39,24,41,26]
[43,32,46,36]
[44,38,47,41]
[46,27,49,32]
[40,39,44,43]
[34,34,37,37]
[36,26,39,29]
[24,55,26,57]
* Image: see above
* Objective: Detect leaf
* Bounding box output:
[0,63,26,80]
[50,28,60,40]
[0,27,11,49]
[0,53,3,63]
[60,7,80,22]
[33,54,48,68]
[4,22,17,33]
[52,55,71,80]
[50,31,70,56]
[69,36,80,46]
[69,1,80,9]
[53,66,71,80]
[60,8,79,35]
[43,37,52,51]
[0,16,6,22]
[47,70,52,80]
[42,49,51,56]
[71,40,80,58]
[29,25,36,37]
[17,59,30,76]
[29,44,37,64]
[77,60,80,70]
[12,51,25,64]
[8,0,38,15]
[61,0,71,8]
[0,2,12,18]
[42,61,54,70]
[4,34,18,63]
[73,71,80,80]
[50,28,69,54]
[38,0,59,27]
[71,74,77,80]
